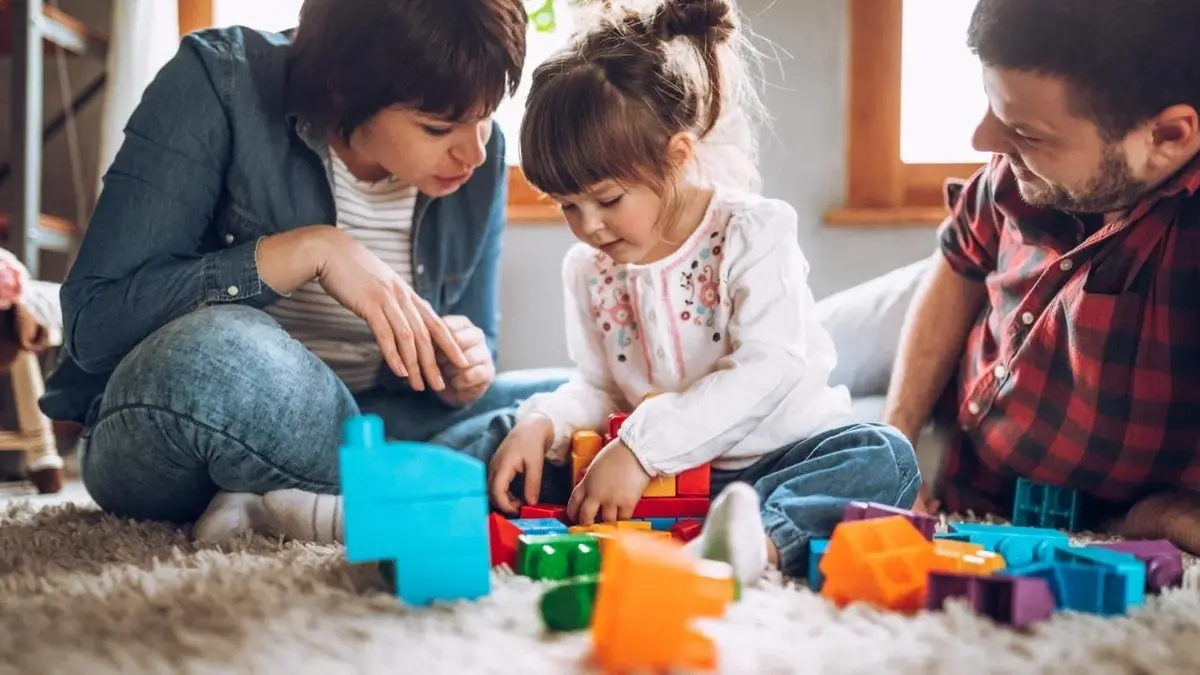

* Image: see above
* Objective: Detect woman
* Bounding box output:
[40,0,567,540]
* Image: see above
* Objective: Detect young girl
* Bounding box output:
[487,0,921,585]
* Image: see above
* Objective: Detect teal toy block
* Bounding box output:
[946,522,1069,567]
[340,414,490,607]
[1013,478,1081,531]
[1046,545,1145,608]
[645,518,679,531]
[808,538,829,592]
[1006,561,1129,616]
[512,518,569,536]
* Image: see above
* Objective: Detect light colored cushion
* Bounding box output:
[816,255,932,399]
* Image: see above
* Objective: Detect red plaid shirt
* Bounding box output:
[936,154,1200,519]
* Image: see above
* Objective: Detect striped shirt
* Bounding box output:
[265,152,417,392]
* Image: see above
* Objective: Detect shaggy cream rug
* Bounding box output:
[2,498,1200,675]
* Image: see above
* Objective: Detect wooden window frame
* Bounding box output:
[176,0,561,224]
[825,0,984,227]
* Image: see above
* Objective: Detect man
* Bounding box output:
[882,0,1200,551]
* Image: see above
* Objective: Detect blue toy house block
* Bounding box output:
[808,538,829,592]
[339,414,490,606]
[947,523,1069,567]
[1013,478,1081,531]
[1006,562,1129,616]
[1046,545,1145,608]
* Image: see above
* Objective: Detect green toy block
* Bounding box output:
[539,575,599,632]
[517,533,602,581]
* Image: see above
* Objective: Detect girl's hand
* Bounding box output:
[435,315,496,407]
[488,416,554,514]
[567,440,652,525]
[314,228,469,391]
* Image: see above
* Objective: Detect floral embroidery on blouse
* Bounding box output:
[678,220,730,344]
[588,253,640,363]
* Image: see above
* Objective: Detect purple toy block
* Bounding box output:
[927,571,1056,629]
[842,501,937,541]
[1091,540,1184,592]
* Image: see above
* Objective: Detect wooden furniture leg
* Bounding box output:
[0,350,63,493]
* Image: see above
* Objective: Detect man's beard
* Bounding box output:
[1014,145,1149,213]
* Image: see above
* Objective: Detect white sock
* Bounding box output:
[262,489,344,544]
[684,481,769,586]
[193,491,269,543]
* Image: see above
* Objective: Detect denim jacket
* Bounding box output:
[41,27,509,424]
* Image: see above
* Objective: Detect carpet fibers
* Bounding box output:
[2,501,1200,675]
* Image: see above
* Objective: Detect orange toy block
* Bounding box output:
[488,513,522,569]
[571,431,604,485]
[677,464,711,497]
[643,474,677,497]
[819,516,935,612]
[592,532,735,673]
[931,538,1007,575]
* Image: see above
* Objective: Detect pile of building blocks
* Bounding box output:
[806,478,1185,628]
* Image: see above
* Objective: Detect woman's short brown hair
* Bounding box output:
[287,0,527,140]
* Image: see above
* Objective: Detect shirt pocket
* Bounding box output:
[213,203,270,249]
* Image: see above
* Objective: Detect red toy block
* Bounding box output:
[606,413,629,444]
[631,497,710,519]
[489,513,522,569]
[677,464,711,497]
[521,505,568,522]
[671,520,704,543]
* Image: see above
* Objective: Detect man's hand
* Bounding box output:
[488,416,554,514]
[435,315,496,407]
[567,440,652,525]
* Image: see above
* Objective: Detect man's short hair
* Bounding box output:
[967,0,1200,141]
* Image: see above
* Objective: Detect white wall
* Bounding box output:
[498,0,939,370]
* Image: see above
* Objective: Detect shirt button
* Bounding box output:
[1021,311,1035,325]
[226,286,239,297]
[1059,259,1073,271]
[993,364,1007,379]
[416,264,425,275]
[967,401,981,415]
[224,234,234,245]
[656,347,666,359]
[648,310,657,322]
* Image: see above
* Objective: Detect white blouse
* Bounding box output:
[516,188,853,476]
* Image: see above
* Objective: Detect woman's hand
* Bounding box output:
[257,226,470,391]
[435,315,496,407]
[488,416,554,514]
[567,439,652,525]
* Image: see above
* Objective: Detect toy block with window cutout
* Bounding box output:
[591,532,737,673]
[340,414,489,607]
[1012,477,1081,531]
[818,515,936,612]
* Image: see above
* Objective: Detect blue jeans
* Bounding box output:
[78,306,569,523]
[714,423,921,576]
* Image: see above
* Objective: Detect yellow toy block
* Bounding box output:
[571,431,604,485]
[643,474,676,497]
[931,538,1006,575]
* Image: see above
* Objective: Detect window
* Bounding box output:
[826,0,988,226]
[176,0,570,223]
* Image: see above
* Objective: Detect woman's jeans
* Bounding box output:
[78,306,569,523]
